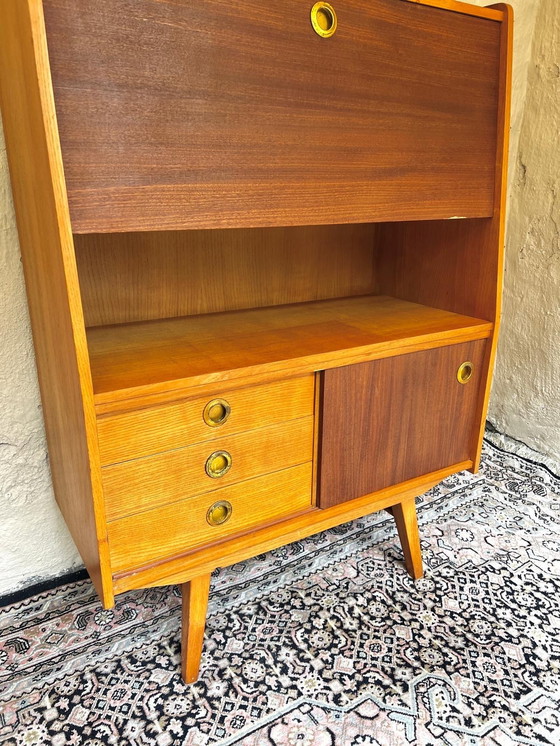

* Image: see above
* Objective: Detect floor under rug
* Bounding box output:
[1,432,559,746]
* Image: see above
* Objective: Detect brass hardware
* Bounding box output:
[310,2,337,38]
[203,398,231,427]
[205,450,233,478]
[457,361,474,384]
[206,500,233,527]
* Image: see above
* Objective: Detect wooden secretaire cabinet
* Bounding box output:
[0,0,512,682]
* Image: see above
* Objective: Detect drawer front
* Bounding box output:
[108,463,313,573]
[318,340,487,508]
[103,416,314,519]
[97,376,314,465]
[44,0,501,232]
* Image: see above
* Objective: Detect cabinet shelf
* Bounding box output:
[87,295,493,405]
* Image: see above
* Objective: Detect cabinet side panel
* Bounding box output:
[318,340,487,508]
[0,0,113,604]
[42,0,500,232]
[472,3,513,470]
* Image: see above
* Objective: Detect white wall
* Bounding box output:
[0,1,557,596]
[0,123,82,595]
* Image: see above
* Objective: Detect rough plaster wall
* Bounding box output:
[0,2,556,595]
[0,117,82,596]
[488,0,560,460]
[468,0,540,171]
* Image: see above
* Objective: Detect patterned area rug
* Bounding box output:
[1,432,559,746]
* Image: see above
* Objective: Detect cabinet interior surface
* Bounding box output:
[73,218,498,403]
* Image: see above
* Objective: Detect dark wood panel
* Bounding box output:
[42,0,501,232]
[318,340,487,508]
[374,218,500,322]
[75,224,376,327]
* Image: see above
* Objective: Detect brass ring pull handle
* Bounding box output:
[310,2,337,38]
[457,361,474,384]
[206,500,233,527]
[203,398,231,427]
[205,450,233,478]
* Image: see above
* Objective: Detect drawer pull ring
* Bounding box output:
[206,500,233,526]
[310,2,337,38]
[205,450,233,478]
[203,398,231,427]
[457,361,474,384]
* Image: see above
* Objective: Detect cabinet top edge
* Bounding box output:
[399,0,506,22]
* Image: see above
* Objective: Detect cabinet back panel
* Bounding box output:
[75,224,376,327]
[43,0,501,233]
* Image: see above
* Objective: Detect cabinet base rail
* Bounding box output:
[180,495,424,684]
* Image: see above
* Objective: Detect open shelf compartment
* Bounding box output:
[87,294,493,404]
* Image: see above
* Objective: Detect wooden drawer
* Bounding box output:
[97,376,314,465]
[43,0,501,232]
[107,462,313,573]
[102,416,314,519]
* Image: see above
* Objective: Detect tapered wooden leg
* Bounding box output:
[392,497,424,579]
[181,574,211,684]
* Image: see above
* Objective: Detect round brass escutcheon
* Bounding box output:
[310,2,337,38]
[457,361,474,384]
[205,450,233,479]
[206,500,233,527]
[203,398,231,427]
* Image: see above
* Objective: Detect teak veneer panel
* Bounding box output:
[102,416,314,520]
[87,296,493,403]
[108,463,313,574]
[43,0,500,232]
[75,225,377,327]
[318,340,487,507]
[97,376,315,465]
[375,218,500,322]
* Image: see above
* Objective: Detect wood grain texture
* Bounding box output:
[97,376,315,465]
[375,218,499,322]
[392,498,423,579]
[311,374,323,508]
[102,416,314,519]
[107,463,313,574]
[0,0,113,605]
[112,462,469,593]
[318,340,487,508]
[181,575,211,684]
[75,225,377,327]
[43,0,500,232]
[374,6,512,475]
[471,2,513,471]
[88,296,493,403]
[401,0,504,20]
